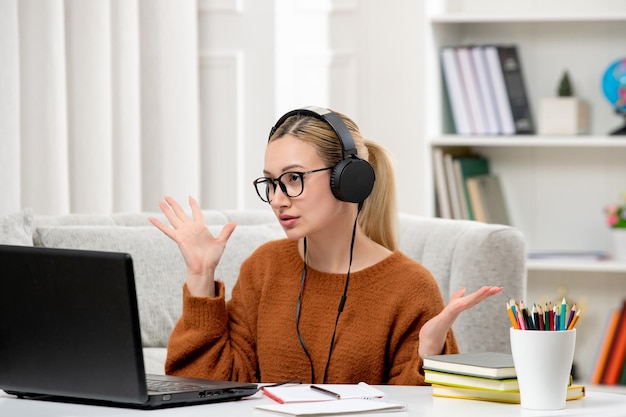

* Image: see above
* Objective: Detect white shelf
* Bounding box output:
[430,13,626,24]
[431,136,626,148]
[527,259,626,273]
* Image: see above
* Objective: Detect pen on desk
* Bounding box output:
[310,385,341,399]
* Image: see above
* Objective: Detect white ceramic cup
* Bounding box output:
[510,328,576,410]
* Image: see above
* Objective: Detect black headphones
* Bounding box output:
[268,106,375,204]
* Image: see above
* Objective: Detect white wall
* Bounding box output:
[199,0,428,214]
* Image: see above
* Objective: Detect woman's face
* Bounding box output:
[264,135,349,241]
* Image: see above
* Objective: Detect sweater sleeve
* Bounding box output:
[165,280,259,382]
[385,264,459,386]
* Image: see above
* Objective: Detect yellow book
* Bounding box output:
[424,370,519,391]
[432,384,586,404]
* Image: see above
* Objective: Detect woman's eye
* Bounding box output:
[287,173,301,184]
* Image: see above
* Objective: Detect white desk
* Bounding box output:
[1,386,625,417]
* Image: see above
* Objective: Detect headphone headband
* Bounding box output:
[268,106,358,157]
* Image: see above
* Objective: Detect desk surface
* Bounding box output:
[1,386,625,417]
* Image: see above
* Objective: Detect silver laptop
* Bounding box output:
[0,244,257,409]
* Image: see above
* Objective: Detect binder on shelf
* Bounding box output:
[466,174,511,225]
[471,46,501,134]
[456,47,488,135]
[490,45,534,134]
[441,47,472,135]
[484,45,515,135]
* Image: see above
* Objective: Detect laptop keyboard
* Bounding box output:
[146,379,210,393]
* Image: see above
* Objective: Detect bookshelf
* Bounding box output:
[423,1,626,384]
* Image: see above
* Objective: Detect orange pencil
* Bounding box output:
[567,308,581,330]
[507,301,519,329]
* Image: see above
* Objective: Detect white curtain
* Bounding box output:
[0,0,200,215]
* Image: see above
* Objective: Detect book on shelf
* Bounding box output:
[465,174,511,225]
[452,155,490,220]
[433,147,469,219]
[441,43,533,136]
[456,46,488,135]
[424,370,519,391]
[600,299,626,385]
[490,44,534,134]
[443,152,464,219]
[471,46,501,134]
[591,308,621,384]
[431,383,586,404]
[423,352,516,379]
[440,46,472,135]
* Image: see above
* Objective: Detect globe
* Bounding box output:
[602,57,626,134]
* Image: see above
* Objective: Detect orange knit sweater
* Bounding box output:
[165,239,458,385]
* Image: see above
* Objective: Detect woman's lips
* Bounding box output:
[279,215,298,228]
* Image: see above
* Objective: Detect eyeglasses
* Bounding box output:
[252,167,333,203]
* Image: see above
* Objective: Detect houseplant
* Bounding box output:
[538,70,589,135]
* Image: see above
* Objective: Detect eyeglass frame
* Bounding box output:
[252,167,333,203]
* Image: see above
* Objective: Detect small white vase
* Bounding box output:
[612,229,626,261]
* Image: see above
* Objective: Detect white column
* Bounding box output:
[139,0,200,208]
[111,0,142,212]
[0,0,21,215]
[65,0,113,213]
[19,0,70,214]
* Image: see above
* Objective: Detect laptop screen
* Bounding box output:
[0,245,149,404]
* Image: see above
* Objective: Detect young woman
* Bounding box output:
[149,107,502,385]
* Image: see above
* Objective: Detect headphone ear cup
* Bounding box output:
[330,157,376,203]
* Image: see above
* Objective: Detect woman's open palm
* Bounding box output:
[149,196,236,297]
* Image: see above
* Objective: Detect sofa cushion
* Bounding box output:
[34,226,185,347]
[0,209,34,245]
[33,222,285,347]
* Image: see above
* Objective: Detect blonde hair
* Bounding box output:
[269,110,398,251]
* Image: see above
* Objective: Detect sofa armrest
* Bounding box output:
[398,214,526,354]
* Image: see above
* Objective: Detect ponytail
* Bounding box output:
[359,140,398,251]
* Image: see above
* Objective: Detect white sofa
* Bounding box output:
[1,209,526,376]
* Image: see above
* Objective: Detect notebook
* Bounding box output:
[0,244,258,409]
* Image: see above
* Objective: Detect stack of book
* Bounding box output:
[423,352,585,404]
[432,149,510,223]
[590,299,626,385]
[440,44,534,136]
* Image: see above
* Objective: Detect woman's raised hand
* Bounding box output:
[149,196,236,297]
[418,286,503,358]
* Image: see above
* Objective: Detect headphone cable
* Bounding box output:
[295,210,360,383]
